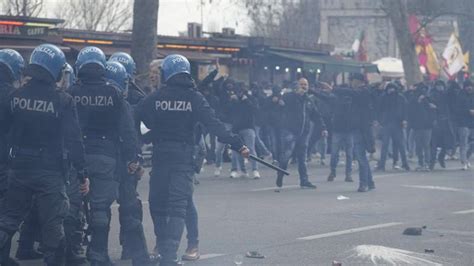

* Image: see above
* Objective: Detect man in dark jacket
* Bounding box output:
[326,83,354,182]
[276,78,327,190]
[375,82,410,171]
[429,80,455,169]
[228,83,260,178]
[334,73,376,192]
[407,83,436,171]
[454,80,474,170]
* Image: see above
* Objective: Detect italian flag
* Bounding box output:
[352,30,368,62]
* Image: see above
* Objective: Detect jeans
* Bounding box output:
[267,127,280,160]
[185,197,198,247]
[413,129,432,167]
[254,126,271,157]
[316,136,328,160]
[329,132,353,176]
[353,132,374,188]
[407,129,416,157]
[215,123,233,168]
[205,133,216,163]
[277,129,309,184]
[458,127,474,164]
[378,124,408,169]
[232,128,257,172]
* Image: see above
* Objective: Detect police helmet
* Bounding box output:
[0,49,25,81]
[109,52,136,78]
[75,46,106,72]
[105,61,128,95]
[29,44,66,81]
[161,54,191,82]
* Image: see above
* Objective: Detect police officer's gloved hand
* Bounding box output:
[77,169,90,195]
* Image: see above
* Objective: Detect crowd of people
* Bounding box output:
[193,69,474,188]
[0,44,473,266]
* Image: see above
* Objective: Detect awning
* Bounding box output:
[267,51,379,73]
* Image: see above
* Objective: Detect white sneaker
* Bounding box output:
[462,164,468,171]
[252,170,261,179]
[468,162,472,169]
[214,167,222,177]
[241,172,249,178]
[230,170,239,178]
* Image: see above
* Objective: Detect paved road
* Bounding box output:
[13,157,474,265]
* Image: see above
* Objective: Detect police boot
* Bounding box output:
[43,239,66,266]
[66,231,86,264]
[87,227,112,266]
[15,226,42,260]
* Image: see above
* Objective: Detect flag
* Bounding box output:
[464,51,469,72]
[351,30,368,62]
[409,15,440,80]
[442,33,464,76]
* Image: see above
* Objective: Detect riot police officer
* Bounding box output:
[105,60,154,265]
[109,52,152,263]
[138,54,249,266]
[0,48,24,210]
[0,48,24,266]
[0,44,89,265]
[69,46,138,266]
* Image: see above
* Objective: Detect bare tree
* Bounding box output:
[382,0,423,86]
[131,0,159,87]
[55,0,132,32]
[2,0,43,17]
[238,0,321,47]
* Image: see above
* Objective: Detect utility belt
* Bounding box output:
[9,146,63,171]
[83,134,118,141]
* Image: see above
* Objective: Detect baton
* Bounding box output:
[249,154,290,176]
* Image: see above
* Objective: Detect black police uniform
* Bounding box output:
[117,81,152,265]
[0,76,86,265]
[138,75,244,265]
[69,75,137,265]
[0,80,14,208]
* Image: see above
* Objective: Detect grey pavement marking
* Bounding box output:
[453,209,474,215]
[296,222,403,241]
[401,185,469,192]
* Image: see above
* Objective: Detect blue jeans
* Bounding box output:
[215,123,233,168]
[316,136,328,160]
[413,129,432,167]
[458,127,474,164]
[330,132,353,175]
[277,129,309,184]
[378,124,408,168]
[232,128,257,172]
[353,131,374,188]
[185,197,198,247]
[255,126,271,157]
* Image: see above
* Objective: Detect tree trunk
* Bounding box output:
[131,0,159,87]
[384,0,423,86]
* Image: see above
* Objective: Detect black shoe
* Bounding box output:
[368,184,376,190]
[327,172,336,182]
[344,174,353,182]
[402,165,411,171]
[374,166,385,172]
[357,186,369,192]
[300,181,316,189]
[15,248,43,260]
[276,176,283,188]
[438,159,446,168]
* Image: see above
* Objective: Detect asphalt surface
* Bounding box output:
[11,156,474,265]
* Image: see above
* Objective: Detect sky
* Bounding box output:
[38,0,251,36]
